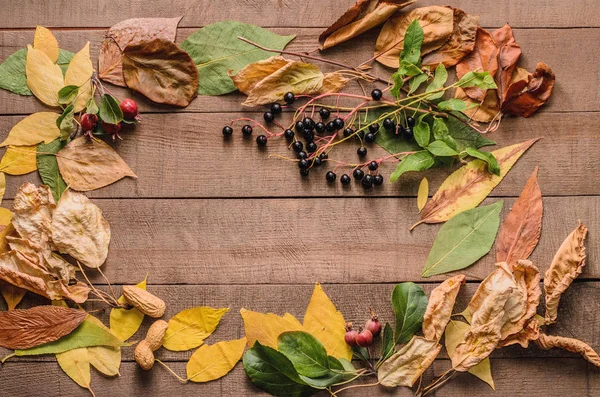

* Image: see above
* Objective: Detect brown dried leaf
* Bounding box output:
[99,17,182,86]
[320,0,416,50]
[422,8,479,68]
[456,28,499,101]
[0,305,86,349]
[230,56,290,93]
[497,316,540,349]
[375,6,454,68]
[454,87,500,123]
[122,38,198,107]
[321,72,350,93]
[544,222,588,324]
[7,236,76,282]
[0,281,26,310]
[492,24,522,104]
[11,183,55,247]
[57,137,137,191]
[377,336,441,387]
[496,167,543,265]
[536,333,600,367]
[52,190,111,269]
[501,62,555,118]
[422,274,465,342]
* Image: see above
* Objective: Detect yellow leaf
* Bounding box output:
[240,308,303,350]
[163,306,230,351]
[0,112,61,147]
[417,177,429,212]
[110,276,147,341]
[0,145,37,175]
[444,319,495,389]
[417,139,539,226]
[56,348,93,391]
[33,26,59,63]
[303,283,352,361]
[186,337,247,382]
[64,42,93,112]
[88,346,121,376]
[0,208,14,254]
[25,45,63,107]
[0,172,6,206]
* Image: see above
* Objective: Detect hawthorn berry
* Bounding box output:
[284,129,295,140]
[284,92,295,104]
[362,174,374,189]
[119,98,138,120]
[101,120,121,134]
[344,329,359,346]
[406,116,416,127]
[271,103,282,114]
[368,123,380,133]
[383,118,395,131]
[256,135,267,145]
[315,122,326,134]
[365,316,382,336]
[353,168,365,180]
[264,111,275,122]
[306,141,317,153]
[371,89,383,101]
[292,141,304,153]
[303,117,315,130]
[357,146,367,157]
[242,125,253,136]
[319,107,330,119]
[298,158,310,170]
[374,174,384,186]
[368,161,378,171]
[81,113,98,131]
[364,132,376,143]
[326,171,336,183]
[340,174,351,185]
[333,117,345,130]
[356,329,373,347]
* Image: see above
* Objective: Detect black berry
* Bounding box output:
[319,152,328,160]
[315,122,326,134]
[373,174,384,186]
[362,174,374,189]
[242,125,253,136]
[357,146,367,157]
[368,123,380,133]
[364,132,376,143]
[333,117,345,130]
[270,103,282,114]
[371,89,383,101]
[313,157,322,166]
[256,135,267,145]
[368,161,378,171]
[340,174,351,185]
[300,169,309,177]
[326,171,336,183]
[326,121,336,133]
[284,129,295,140]
[284,92,295,104]
[297,151,308,159]
[403,127,414,140]
[298,158,310,170]
[222,126,233,137]
[343,128,354,138]
[406,116,416,127]
[303,130,315,142]
[354,131,365,141]
[353,168,365,180]
[292,141,303,153]
[306,141,317,153]
[383,118,395,131]
[264,111,275,122]
[319,108,331,119]
[303,117,315,131]
[295,121,305,133]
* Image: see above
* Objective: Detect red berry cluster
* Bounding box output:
[344,311,382,348]
[81,98,139,140]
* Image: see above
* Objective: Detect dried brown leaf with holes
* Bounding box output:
[51,190,111,269]
[536,333,600,367]
[99,17,182,86]
[0,305,86,349]
[544,222,588,324]
[377,336,442,387]
[319,0,416,50]
[496,167,543,265]
[456,27,499,102]
[502,62,555,118]
[422,274,465,342]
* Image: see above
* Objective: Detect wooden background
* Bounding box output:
[0,0,598,395]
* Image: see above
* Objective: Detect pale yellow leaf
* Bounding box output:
[240,308,304,350]
[26,45,63,107]
[186,337,247,382]
[0,112,60,147]
[163,306,230,351]
[0,173,6,206]
[0,207,12,254]
[0,145,38,175]
[422,274,465,342]
[417,177,429,212]
[56,348,92,390]
[377,336,441,387]
[33,26,60,63]
[64,42,94,112]
[110,276,147,341]
[88,346,121,376]
[303,283,352,361]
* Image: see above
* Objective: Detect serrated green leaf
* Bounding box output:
[99,94,123,124]
[37,139,67,202]
[181,21,295,96]
[425,63,447,100]
[465,147,500,175]
[457,71,497,90]
[390,151,435,183]
[422,201,504,277]
[0,49,32,95]
[391,283,428,344]
[400,19,424,66]
[58,85,79,105]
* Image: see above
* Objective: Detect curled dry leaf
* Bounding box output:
[64,42,93,112]
[0,145,38,175]
[122,38,199,107]
[454,87,500,123]
[544,222,588,324]
[11,183,55,246]
[377,336,441,387]
[186,337,248,382]
[422,274,465,342]
[162,306,230,351]
[417,138,538,226]
[25,45,63,107]
[240,309,304,350]
[422,8,479,68]
[496,166,543,265]
[536,333,600,367]
[319,0,416,50]
[51,190,111,268]
[99,17,182,86]
[375,6,454,68]
[57,136,137,191]
[0,281,26,310]
[33,26,60,63]
[492,24,522,104]
[456,28,499,102]
[0,305,86,349]
[0,112,60,147]
[502,62,555,117]
[496,316,540,349]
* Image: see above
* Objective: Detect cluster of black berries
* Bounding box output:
[383,114,416,140]
[326,161,383,189]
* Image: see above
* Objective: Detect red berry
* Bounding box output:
[344,330,359,346]
[119,98,138,120]
[365,318,382,337]
[355,329,373,347]
[101,120,121,134]
[80,113,98,131]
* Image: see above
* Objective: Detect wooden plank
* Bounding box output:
[0,111,597,199]
[0,28,596,114]
[0,0,597,28]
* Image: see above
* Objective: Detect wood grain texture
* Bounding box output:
[0,28,597,114]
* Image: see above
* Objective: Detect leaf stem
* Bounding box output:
[155,359,188,384]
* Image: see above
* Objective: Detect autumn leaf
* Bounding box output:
[99,17,182,86]
[0,145,37,175]
[64,42,93,112]
[496,167,543,265]
[51,190,111,268]
[417,177,428,212]
[456,28,499,102]
[375,6,454,68]
[502,62,555,118]
[122,38,198,107]
[57,136,137,191]
[416,139,539,227]
[25,45,63,107]
[56,348,92,392]
[454,87,500,123]
[186,337,247,382]
[0,306,86,349]
[497,316,540,349]
[33,26,59,63]
[535,333,600,367]
[377,336,441,387]
[544,222,588,324]
[162,307,230,351]
[37,139,67,202]
[110,276,146,341]
[319,0,416,50]
[0,281,26,310]
[240,309,304,350]
[0,112,61,147]
[492,24,522,104]
[422,275,465,342]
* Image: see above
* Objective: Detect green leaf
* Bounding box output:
[438,99,468,111]
[0,48,32,95]
[422,201,504,277]
[408,73,428,94]
[457,71,497,90]
[15,318,125,357]
[427,140,459,157]
[465,147,500,175]
[398,60,422,77]
[278,331,330,378]
[400,19,424,66]
[390,72,403,98]
[390,151,435,183]
[299,356,346,389]
[37,139,67,202]
[58,85,79,105]
[181,21,295,96]
[57,105,75,141]
[351,345,369,363]
[445,115,496,151]
[99,94,123,124]
[243,342,317,397]
[425,63,448,100]
[413,114,430,148]
[380,323,395,363]
[86,97,99,115]
[56,49,75,75]
[391,283,428,344]
[432,117,458,151]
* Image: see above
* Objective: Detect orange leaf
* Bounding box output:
[456,28,498,102]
